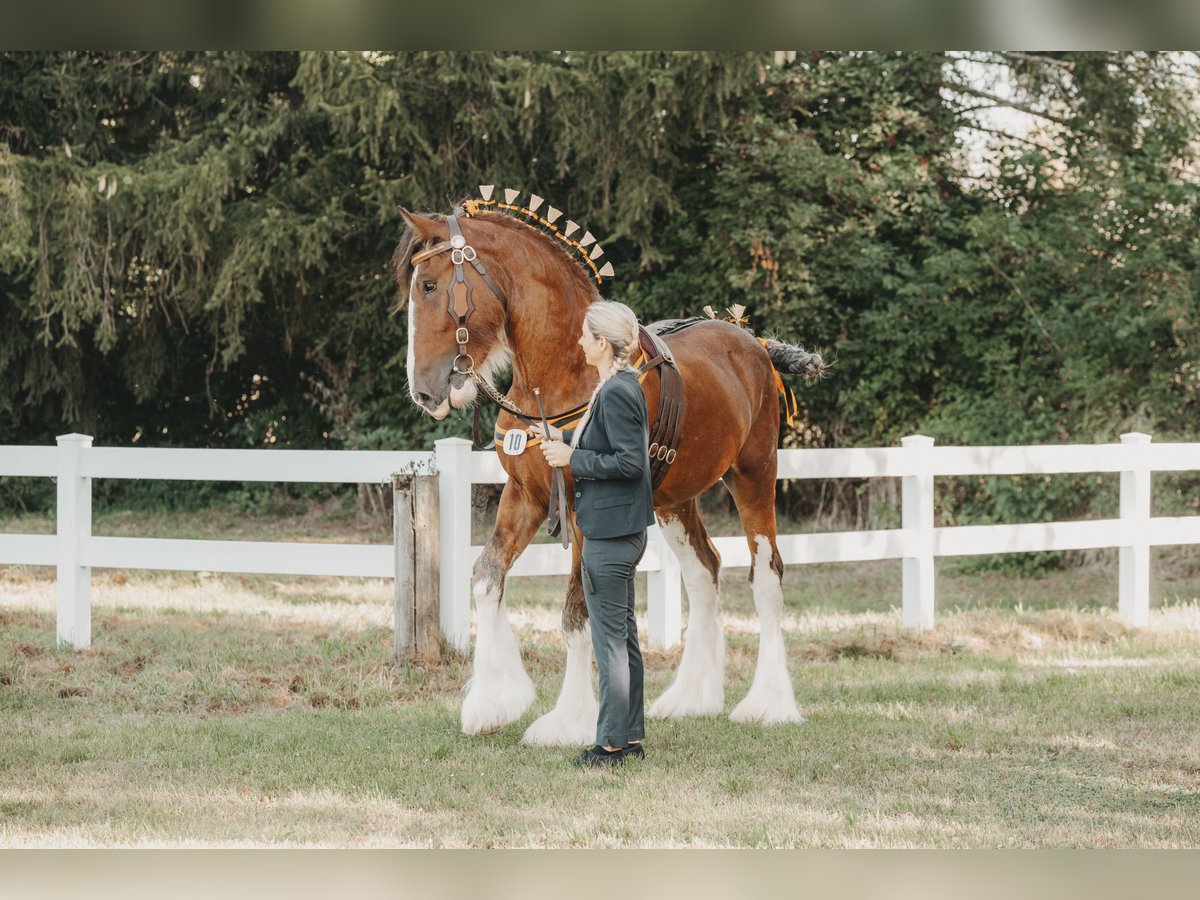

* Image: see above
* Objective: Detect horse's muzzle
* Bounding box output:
[412,389,451,419]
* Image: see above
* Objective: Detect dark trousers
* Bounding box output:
[581,529,647,748]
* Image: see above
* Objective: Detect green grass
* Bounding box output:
[5,497,1200,846]
[3,551,1200,847]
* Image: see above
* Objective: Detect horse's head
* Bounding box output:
[394,209,512,419]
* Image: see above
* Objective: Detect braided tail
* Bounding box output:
[762,339,826,379]
[756,337,826,428]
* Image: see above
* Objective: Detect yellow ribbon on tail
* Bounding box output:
[758,337,799,427]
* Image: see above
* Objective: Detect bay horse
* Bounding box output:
[394,199,822,745]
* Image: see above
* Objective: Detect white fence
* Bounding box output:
[0,434,432,648]
[3,431,1199,651]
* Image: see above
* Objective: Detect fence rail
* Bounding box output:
[2,431,1199,652]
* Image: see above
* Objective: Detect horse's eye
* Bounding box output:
[421,281,437,295]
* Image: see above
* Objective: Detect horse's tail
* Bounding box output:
[762,338,826,380]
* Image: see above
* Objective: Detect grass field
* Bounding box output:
[2,504,1200,847]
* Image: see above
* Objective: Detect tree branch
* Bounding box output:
[958,122,1063,156]
[944,82,1076,129]
[995,51,1075,71]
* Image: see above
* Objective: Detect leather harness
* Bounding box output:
[635,325,685,489]
[491,325,686,490]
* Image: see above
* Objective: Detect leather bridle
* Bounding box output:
[410,213,590,429]
[410,214,510,379]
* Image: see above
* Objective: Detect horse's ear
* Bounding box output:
[399,208,443,242]
[392,209,443,303]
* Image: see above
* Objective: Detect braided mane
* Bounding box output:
[460,190,614,286]
[391,188,612,313]
[456,205,602,301]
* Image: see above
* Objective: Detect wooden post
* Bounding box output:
[413,474,442,659]
[394,472,442,662]
[393,473,416,660]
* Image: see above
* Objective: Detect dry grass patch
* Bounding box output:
[4,559,1200,847]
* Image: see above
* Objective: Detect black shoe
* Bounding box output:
[571,745,625,768]
[622,743,645,761]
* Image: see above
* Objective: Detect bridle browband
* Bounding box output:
[410,213,589,426]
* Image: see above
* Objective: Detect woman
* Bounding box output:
[533,300,655,768]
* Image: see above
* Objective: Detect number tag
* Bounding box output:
[502,428,528,456]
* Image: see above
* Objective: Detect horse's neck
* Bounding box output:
[504,285,595,412]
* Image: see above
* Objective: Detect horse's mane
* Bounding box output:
[465,207,602,301]
[391,203,604,310]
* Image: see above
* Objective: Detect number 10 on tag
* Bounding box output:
[502,428,528,456]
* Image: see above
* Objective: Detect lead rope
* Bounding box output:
[468,367,532,450]
[469,369,529,416]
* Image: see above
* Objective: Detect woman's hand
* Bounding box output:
[528,422,562,441]
[541,439,573,468]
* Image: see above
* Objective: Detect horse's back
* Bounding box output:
[646,320,778,504]
[656,320,776,411]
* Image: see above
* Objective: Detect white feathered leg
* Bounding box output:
[522,626,599,746]
[648,514,726,718]
[460,571,535,735]
[730,535,803,724]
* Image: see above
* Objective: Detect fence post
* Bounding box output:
[393,473,416,660]
[394,472,443,662]
[901,434,935,630]
[56,433,93,649]
[646,522,681,649]
[435,437,473,653]
[1119,431,1152,626]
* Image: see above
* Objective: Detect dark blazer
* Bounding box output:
[564,369,656,540]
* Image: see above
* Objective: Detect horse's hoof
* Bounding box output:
[521,705,597,747]
[460,673,535,736]
[729,692,804,725]
[647,682,724,719]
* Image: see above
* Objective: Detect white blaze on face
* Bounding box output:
[406,268,419,401]
[407,265,450,419]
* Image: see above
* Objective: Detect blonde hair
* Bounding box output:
[584,300,640,375]
[571,300,642,449]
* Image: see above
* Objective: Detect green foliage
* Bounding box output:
[3,51,1200,553]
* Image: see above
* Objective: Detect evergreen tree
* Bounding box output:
[3,51,1198,534]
